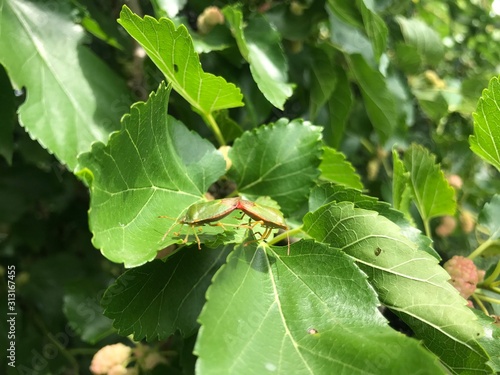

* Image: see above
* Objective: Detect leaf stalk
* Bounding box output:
[202,112,226,146]
[468,238,494,260]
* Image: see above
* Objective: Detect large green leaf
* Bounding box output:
[118,6,243,120]
[395,16,444,66]
[303,202,490,373]
[319,147,363,190]
[223,6,293,110]
[196,241,446,375]
[308,183,437,259]
[77,83,226,267]
[347,54,398,142]
[102,246,230,340]
[403,144,456,223]
[228,119,322,216]
[470,76,500,172]
[0,0,131,170]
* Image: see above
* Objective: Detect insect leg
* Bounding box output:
[194,230,202,250]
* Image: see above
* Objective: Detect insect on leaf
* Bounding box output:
[77,83,226,267]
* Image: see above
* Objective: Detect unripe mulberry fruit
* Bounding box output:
[446,174,463,190]
[435,215,457,237]
[459,210,475,234]
[197,6,225,35]
[90,343,132,375]
[424,70,446,89]
[443,256,482,299]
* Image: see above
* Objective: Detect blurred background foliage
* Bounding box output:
[1,0,500,373]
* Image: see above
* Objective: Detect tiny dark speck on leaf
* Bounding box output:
[375,247,382,256]
[174,64,179,73]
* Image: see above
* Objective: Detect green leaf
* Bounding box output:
[309,183,438,259]
[264,2,328,41]
[319,147,363,190]
[392,149,412,221]
[228,119,323,216]
[0,64,15,164]
[77,0,129,50]
[196,241,446,375]
[395,16,444,66]
[223,6,293,110]
[80,16,123,50]
[192,25,233,54]
[303,202,490,373]
[118,6,243,115]
[21,253,86,330]
[347,54,398,142]
[470,76,500,172]
[326,0,363,29]
[461,74,491,113]
[403,144,456,223]
[0,0,131,170]
[309,47,337,119]
[102,246,230,341]
[152,0,187,18]
[417,94,449,122]
[77,83,226,267]
[357,0,387,61]
[394,43,422,74]
[327,8,373,63]
[325,67,353,148]
[474,310,500,372]
[214,110,244,143]
[236,71,274,128]
[327,1,387,63]
[478,194,500,240]
[412,85,449,122]
[63,280,114,344]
